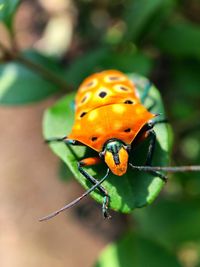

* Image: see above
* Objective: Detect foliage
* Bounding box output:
[0,0,200,266]
[0,0,20,30]
[0,51,64,104]
[95,232,182,267]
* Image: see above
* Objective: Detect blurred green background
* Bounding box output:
[0,0,200,266]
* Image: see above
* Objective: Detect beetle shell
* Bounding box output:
[68,70,155,151]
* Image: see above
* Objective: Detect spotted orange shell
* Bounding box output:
[68,70,155,151]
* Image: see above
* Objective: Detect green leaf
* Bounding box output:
[134,198,200,248]
[168,59,200,119]
[156,21,200,58]
[0,50,64,105]
[95,232,181,267]
[101,51,154,77]
[43,73,171,213]
[65,48,153,89]
[0,0,20,29]
[123,0,175,42]
[171,60,200,97]
[59,160,73,182]
[65,48,109,88]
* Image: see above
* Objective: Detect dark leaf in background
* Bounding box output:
[0,0,20,29]
[95,232,181,267]
[167,59,200,120]
[65,48,154,89]
[101,51,154,77]
[171,60,200,97]
[156,20,200,58]
[0,50,64,105]
[65,48,109,88]
[134,198,200,249]
[123,0,176,42]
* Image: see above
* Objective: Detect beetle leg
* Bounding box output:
[147,119,169,129]
[145,129,156,165]
[78,158,111,219]
[145,129,167,182]
[45,136,81,146]
[39,168,110,222]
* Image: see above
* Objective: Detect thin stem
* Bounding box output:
[16,54,68,90]
[129,163,200,173]
[0,42,68,91]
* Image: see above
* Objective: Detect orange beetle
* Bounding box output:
[41,70,166,221]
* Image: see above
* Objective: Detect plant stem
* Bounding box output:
[0,42,68,91]
[16,54,68,90]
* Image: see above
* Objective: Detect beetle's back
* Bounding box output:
[68,70,155,151]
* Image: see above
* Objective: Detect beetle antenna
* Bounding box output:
[39,168,110,222]
[129,163,200,173]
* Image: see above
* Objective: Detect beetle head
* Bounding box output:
[100,139,130,176]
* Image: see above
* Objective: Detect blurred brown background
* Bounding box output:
[0,1,110,266]
[0,100,109,267]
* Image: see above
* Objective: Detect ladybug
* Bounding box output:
[40,70,167,221]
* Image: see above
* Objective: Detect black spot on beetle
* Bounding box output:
[80,112,87,118]
[124,100,134,104]
[99,91,107,98]
[91,136,98,141]
[124,128,131,132]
